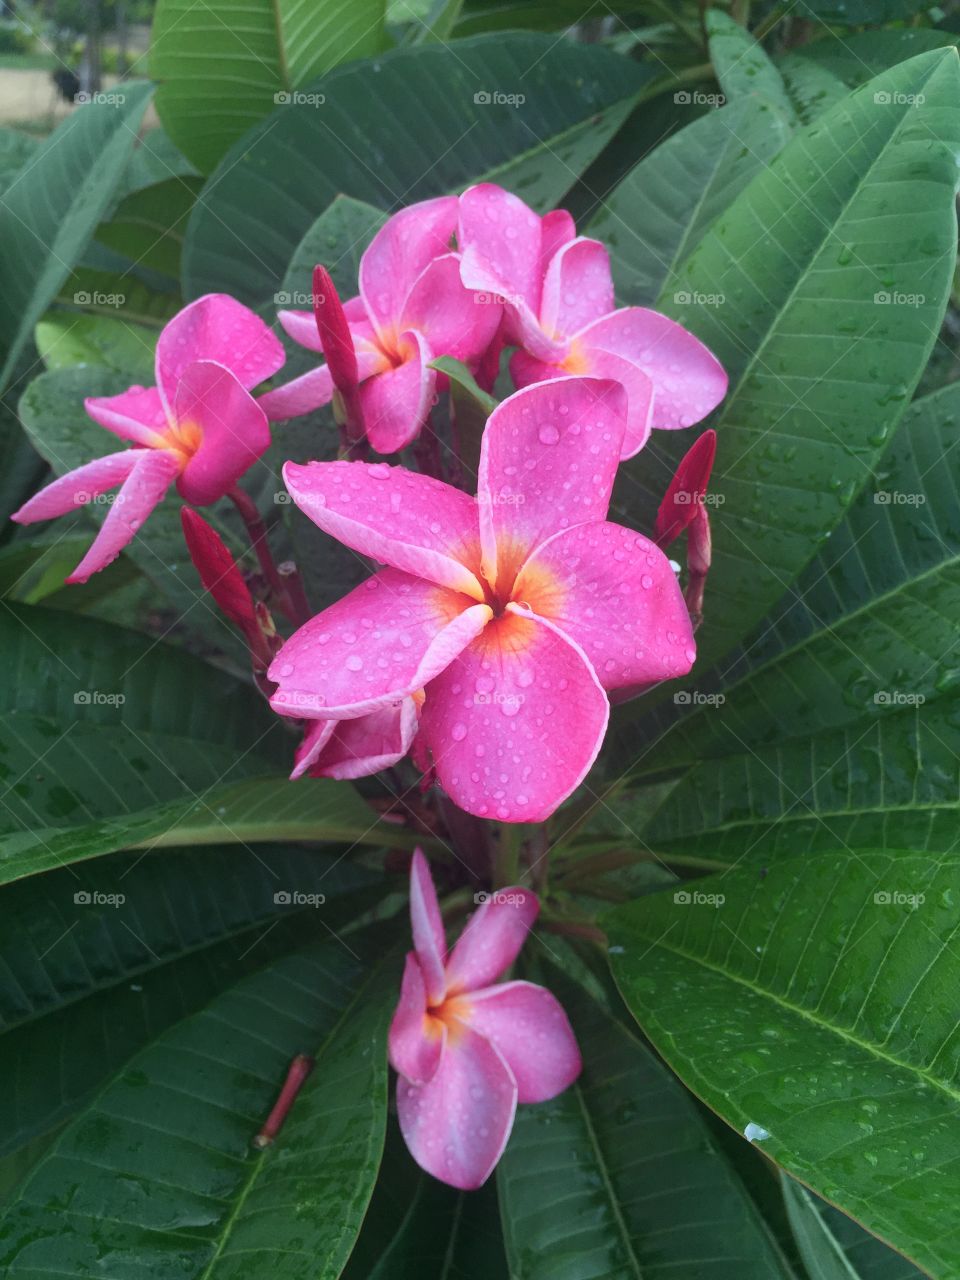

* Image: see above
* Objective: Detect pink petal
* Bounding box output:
[476,377,627,594]
[578,308,728,431]
[84,386,168,447]
[458,183,542,313]
[457,184,565,364]
[360,196,459,340]
[397,1018,517,1190]
[458,980,581,1102]
[155,294,285,416]
[400,255,501,363]
[539,238,614,341]
[515,520,695,691]
[258,347,386,422]
[410,847,447,1005]
[418,606,609,823]
[389,951,445,1085]
[538,209,576,283]
[296,698,419,781]
[360,329,436,454]
[277,308,323,353]
[258,364,334,421]
[444,888,539,996]
[511,348,655,458]
[65,450,180,583]
[268,568,491,719]
[174,361,271,506]
[11,449,142,523]
[282,458,485,597]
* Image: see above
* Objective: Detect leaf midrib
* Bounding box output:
[572,1078,645,1278]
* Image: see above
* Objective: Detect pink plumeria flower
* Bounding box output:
[389,849,581,1190]
[259,196,500,453]
[292,696,421,780]
[268,375,695,821]
[12,295,285,583]
[458,183,728,457]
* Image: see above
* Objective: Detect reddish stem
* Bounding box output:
[252,1053,315,1149]
[227,486,295,621]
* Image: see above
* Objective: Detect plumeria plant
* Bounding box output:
[1,3,960,1277]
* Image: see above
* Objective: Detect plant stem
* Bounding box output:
[227,486,295,621]
[494,822,524,887]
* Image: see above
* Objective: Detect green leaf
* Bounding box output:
[783,1177,927,1280]
[0,85,153,393]
[56,266,182,328]
[706,10,796,121]
[0,602,276,753]
[787,29,958,89]
[630,382,960,773]
[348,1119,508,1278]
[96,175,202,279]
[430,355,497,481]
[647,49,960,668]
[498,966,796,1279]
[183,34,654,308]
[0,127,38,198]
[0,844,376,1159]
[282,195,388,304]
[643,698,960,865]
[0,933,396,1276]
[590,96,792,307]
[34,312,156,381]
[778,55,849,124]
[606,851,960,1280]
[150,0,388,173]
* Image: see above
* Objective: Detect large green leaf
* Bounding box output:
[346,1119,508,1278]
[0,85,153,393]
[621,50,960,670]
[95,175,203,279]
[498,966,796,1279]
[0,128,38,199]
[589,96,792,307]
[150,0,388,173]
[183,34,654,307]
[643,697,960,866]
[787,29,958,88]
[783,1178,927,1280]
[34,312,156,381]
[626,382,960,773]
[0,933,396,1276]
[706,9,795,121]
[607,851,960,1279]
[0,845,376,1160]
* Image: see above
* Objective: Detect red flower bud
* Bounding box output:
[181,506,256,630]
[654,429,716,549]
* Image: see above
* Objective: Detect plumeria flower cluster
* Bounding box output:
[11,184,726,1193]
[389,850,580,1189]
[261,183,727,458]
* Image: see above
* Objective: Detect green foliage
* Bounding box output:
[3,5,960,1275]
